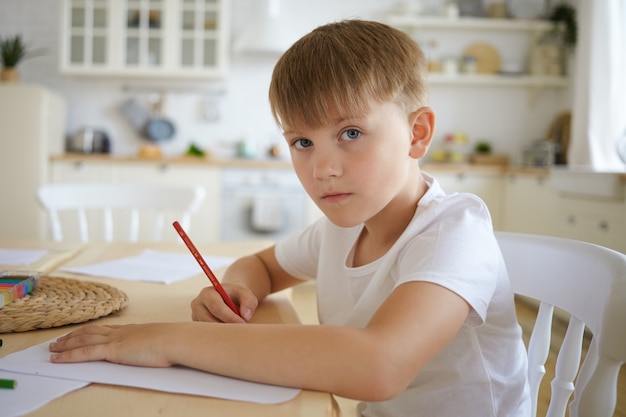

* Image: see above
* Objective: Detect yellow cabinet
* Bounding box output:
[502,173,558,235]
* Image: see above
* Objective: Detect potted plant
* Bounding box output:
[549,2,577,52]
[0,35,36,82]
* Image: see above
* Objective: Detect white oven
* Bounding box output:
[220,168,309,242]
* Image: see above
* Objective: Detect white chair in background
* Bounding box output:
[496,231,626,417]
[37,183,206,243]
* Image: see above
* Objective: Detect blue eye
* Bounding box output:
[293,138,313,149]
[341,129,361,141]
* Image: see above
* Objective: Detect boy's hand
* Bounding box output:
[49,323,176,366]
[191,283,258,323]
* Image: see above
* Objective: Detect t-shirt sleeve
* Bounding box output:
[274,217,325,281]
[395,193,500,325]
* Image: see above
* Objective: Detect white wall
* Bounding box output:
[0,0,572,163]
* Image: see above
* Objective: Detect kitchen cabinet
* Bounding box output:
[386,15,567,90]
[503,172,626,254]
[50,159,221,243]
[502,173,557,235]
[59,0,229,79]
[554,194,626,254]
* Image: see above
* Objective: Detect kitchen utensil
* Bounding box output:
[119,98,149,131]
[67,128,111,154]
[143,93,176,142]
[145,118,176,142]
[462,43,501,74]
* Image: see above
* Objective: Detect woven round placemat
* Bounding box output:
[0,276,129,333]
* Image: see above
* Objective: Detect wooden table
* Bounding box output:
[0,240,340,417]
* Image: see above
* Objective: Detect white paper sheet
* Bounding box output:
[0,339,300,405]
[0,248,48,266]
[0,370,88,417]
[61,249,235,284]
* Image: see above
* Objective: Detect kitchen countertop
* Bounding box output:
[50,154,626,183]
[50,154,554,177]
[50,153,295,170]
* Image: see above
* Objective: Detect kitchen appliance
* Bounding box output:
[220,168,309,241]
[67,128,111,154]
[521,139,557,167]
[0,83,66,240]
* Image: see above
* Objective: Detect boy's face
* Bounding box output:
[283,101,433,228]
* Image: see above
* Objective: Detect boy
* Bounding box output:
[50,20,530,416]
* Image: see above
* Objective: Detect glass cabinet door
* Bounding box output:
[180,0,220,69]
[61,0,226,77]
[68,0,109,66]
[124,0,164,67]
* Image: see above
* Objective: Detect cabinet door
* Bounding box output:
[502,174,557,235]
[50,160,116,182]
[555,195,626,253]
[434,172,504,230]
[59,0,113,72]
[122,0,167,69]
[178,0,226,74]
[60,0,228,78]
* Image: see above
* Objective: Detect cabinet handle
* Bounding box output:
[598,220,609,231]
[567,214,576,225]
[73,161,86,170]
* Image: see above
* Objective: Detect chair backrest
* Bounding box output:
[495,231,626,417]
[37,183,206,243]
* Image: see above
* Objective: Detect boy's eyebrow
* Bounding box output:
[280,113,366,137]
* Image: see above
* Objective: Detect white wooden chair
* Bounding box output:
[37,183,206,243]
[496,231,626,417]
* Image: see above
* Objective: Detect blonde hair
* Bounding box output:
[269,19,428,132]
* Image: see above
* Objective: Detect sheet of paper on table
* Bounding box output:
[61,249,235,284]
[0,338,301,407]
[0,248,48,266]
[0,369,89,417]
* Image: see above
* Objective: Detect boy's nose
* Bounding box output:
[312,151,342,180]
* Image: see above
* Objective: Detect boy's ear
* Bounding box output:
[409,107,436,159]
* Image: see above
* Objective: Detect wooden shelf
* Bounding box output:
[427,73,568,88]
[385,15,554,32]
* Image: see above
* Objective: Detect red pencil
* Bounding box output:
[172,221,241,317]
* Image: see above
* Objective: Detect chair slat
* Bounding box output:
[77,208,88,243]
[527,302,553,417]
[571,352,622,417]
[129,208,139,242]
[49,208,63,242]
[104,207,114,242]
[546,316,584,417]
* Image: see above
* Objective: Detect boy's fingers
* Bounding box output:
[50,343,108,363]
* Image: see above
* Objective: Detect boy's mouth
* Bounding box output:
[321,192,351,203]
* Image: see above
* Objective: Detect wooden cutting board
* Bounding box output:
[463,43,502,74]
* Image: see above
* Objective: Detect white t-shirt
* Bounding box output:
[275,173,531,417]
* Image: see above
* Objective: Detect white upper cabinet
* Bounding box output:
[59,0,229,79]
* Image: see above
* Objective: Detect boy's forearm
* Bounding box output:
[168,321,404,402]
